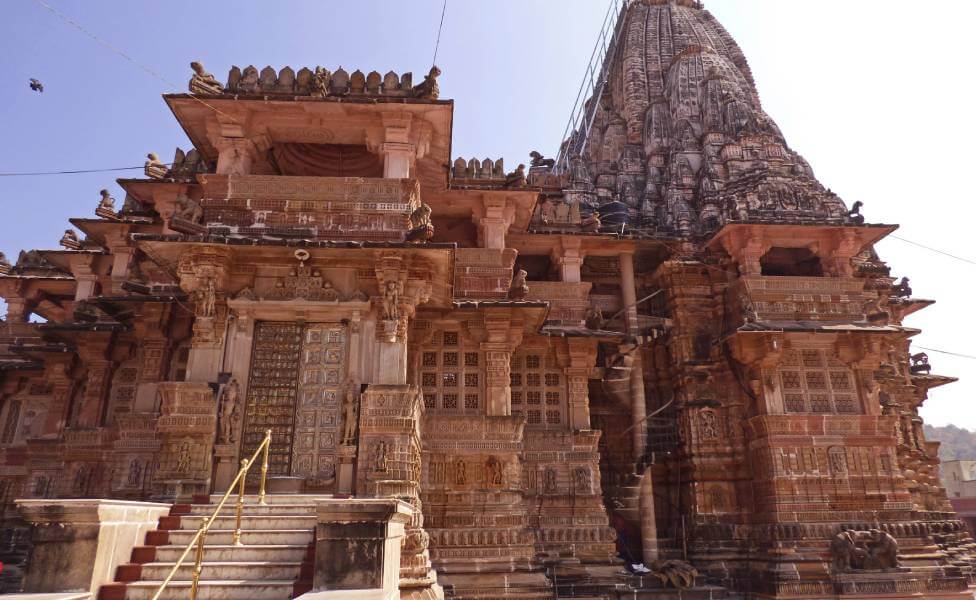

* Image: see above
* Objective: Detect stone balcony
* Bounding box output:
[733,275,874,323]
[198,174,420,242]
[525,281,593,324]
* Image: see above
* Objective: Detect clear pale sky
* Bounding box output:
[2,1,973,428]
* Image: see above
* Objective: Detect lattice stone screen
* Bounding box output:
[511,347,566,428]
[420,331,483,414]
[778,349,860,414]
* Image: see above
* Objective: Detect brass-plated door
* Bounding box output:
[241,321,347,487]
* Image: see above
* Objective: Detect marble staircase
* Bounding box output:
[98,494,319,600]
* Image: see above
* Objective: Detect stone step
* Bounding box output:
[137,561,303,582]
[185,502,318,516]
[177,514,316,530]
[206,493,330,505]
[120,579,297,600]
[152,544,309,563]
[165,529,314,546]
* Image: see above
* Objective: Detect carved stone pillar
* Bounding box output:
[554,237,584,283]
[4,297,29,322]
[177,247,233,383]
[214,136,263,176]
[68,254,98,301]
[155,382,217,500]
[74,358,111,429]
[479,309,524,417]
[356,385,441,597]
[373,252,432,385]
[125,303,173,420]
[619,252,647,460]
[380,142,416,179]
[566,338,596,430]
[311,499,415,598]
[475,196,514,250]
[33,360,72,437]
[639,464,658,564]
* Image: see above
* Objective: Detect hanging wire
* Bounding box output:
[889,235,976,266]
[431,0,448,67]
[30,0,241,124]
[0,164,171,177]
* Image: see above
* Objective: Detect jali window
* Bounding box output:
[420,331,483,414]
[511,347,566,429]
[779,349,860,414]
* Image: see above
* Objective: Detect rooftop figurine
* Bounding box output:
[144,153,168,180]
[188,61,224,95]
[413,66,441,100]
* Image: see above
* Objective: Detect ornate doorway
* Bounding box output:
[241,321,348,490]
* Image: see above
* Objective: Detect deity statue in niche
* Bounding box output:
[341,388,359,445]
[218,378,241,444]
[176,441,192,473]
[544,468,557,493]
[127,459,143,486]
[382,281,400,320]
[486,456,503,486]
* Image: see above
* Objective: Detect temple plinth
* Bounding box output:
[0,4,972,598]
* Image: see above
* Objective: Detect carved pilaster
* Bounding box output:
[356,385,439,592]
[155,382,217,500]
[566,338,597,430]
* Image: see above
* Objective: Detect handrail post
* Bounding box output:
[232,458,249,546]
[190,520,208,600]
[258,429,271,505]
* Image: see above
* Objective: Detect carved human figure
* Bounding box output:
[486,456,503,486]
[188,61,224,95]
[144,152,168,179]
[413,66,441,99]
[176,441,192,473]
[373,441,388,472]
[311,66,331,97]
[195,278,217,318]
[382,281,400,320]
[543,468,557,493]
[73,465,90,494]
[699,410,719,440]
[218,378,241,444]
[406,202,434,243]
[569,155,592,190]
[455,459,466,485]
[127,459,142,486]
[508,269,529,300]
[341,388,359,445]
[574,468,590,494]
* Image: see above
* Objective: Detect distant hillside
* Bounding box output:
[925,424,976,460]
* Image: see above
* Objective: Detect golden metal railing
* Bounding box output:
[150,429,271,600]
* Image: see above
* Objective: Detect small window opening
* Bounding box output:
[760,247,823,277]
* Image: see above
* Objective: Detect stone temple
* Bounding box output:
[1,1,973,598]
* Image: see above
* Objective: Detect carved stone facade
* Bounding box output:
[0,2,971,598]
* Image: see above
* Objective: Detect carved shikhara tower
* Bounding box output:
[0,1,973,598]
